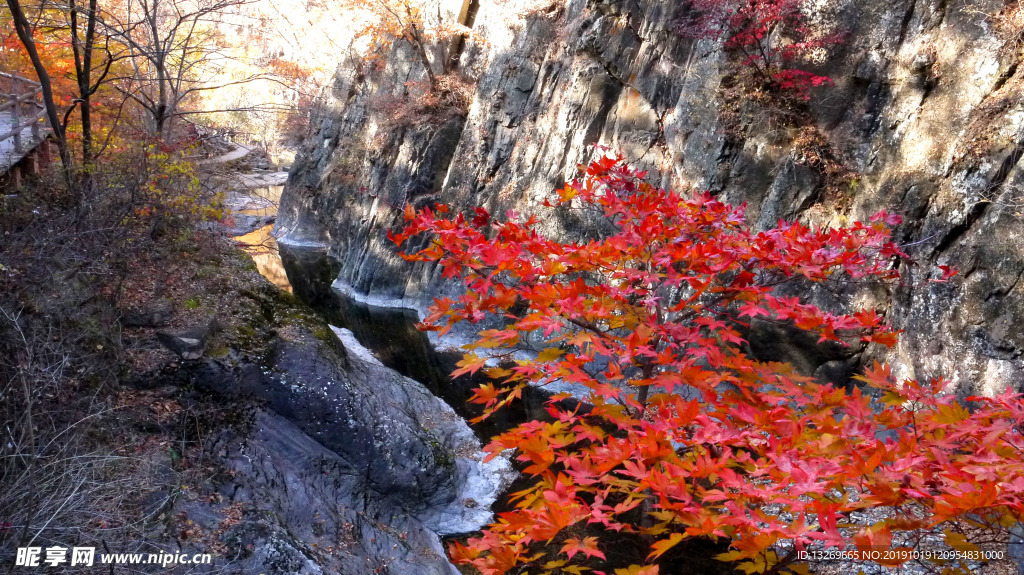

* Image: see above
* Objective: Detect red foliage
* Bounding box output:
[679,0,838,99]
[391,156,1024,575]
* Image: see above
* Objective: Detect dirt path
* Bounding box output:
[198,141,253,165]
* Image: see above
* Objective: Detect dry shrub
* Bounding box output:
[0,147,224,570]
[369,71,475,133]
[994,0,1024,50]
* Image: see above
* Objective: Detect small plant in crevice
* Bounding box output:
[988,0,1024,53]
[791,124,858,210]
[679,0,839,105]
[369,71,476,134]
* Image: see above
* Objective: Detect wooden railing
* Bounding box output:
[0,71,47,154]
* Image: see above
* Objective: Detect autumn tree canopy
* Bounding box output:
[392,155,1024,575]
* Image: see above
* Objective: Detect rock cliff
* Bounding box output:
[279,0,1024,393]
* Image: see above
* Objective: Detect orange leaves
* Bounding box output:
[862,329,901,347]
[391,155,1023,575]
[647,533,684,560]
[561,536,606,560]
[853,524,898,565]
[452,353,488,377]
[471,382,502,405]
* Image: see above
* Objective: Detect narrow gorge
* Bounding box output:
[3,0,1024,573]
[279,0,1024,398]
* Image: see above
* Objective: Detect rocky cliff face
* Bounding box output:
[279,0,1024,393]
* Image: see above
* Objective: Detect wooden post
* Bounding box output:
[30,88,40,141]
[38,138,51,165]
[11,75,21,153]
[26,147,38,175]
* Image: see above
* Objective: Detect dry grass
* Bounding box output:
[0,147,260,571]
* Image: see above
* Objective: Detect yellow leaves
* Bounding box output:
[715,549,747,563]
[996,512,1023,528]
[484,366,513,379]
[716,548,786,568]
[614,566,659,575]
[943,529,980,555]
[557,184,579,203]
[933,401,970,425]
[880,390,907,406]
[541,559,566,571]
[647,532,684,560]
[452,353,488,377]
[733,551,784,575]
[536,347,564,362]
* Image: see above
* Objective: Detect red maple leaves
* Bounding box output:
[678,0,838,100]
[391,155,1024,575]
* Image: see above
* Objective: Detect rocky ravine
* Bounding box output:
[164,318,511,575]
[129,165,512,574]
[279,0,1024,394]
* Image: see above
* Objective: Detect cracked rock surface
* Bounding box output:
[280,0,1024,392]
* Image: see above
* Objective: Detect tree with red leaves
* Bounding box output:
[679,0,837,100]
[391,155,1024,575]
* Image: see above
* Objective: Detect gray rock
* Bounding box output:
[180,410,457,575]
[156,317,219,360]
[122,301,174,327]
[279,0,1024,395]
[164,323,507,574]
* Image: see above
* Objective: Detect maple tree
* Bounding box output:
[5,0,76,183]
[679,0,837,100]
[391,154,1024,575]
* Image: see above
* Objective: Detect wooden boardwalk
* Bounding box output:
[0,71,50,177]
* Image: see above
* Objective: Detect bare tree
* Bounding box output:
[102,0,272,140]
[65,0,117,167]
[335,0,474,92]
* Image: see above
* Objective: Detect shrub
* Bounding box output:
[679,0,838,101]
[369,71,475,132]
[0,145,224,565]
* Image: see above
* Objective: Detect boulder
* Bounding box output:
[156,317,219,360]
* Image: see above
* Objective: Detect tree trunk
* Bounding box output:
[6,0,74,189]
[69,0,97,166]
[405,5,437,91]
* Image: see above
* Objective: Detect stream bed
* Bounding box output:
[224,182,559,570]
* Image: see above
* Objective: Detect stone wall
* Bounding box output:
[279,0,1024,393]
